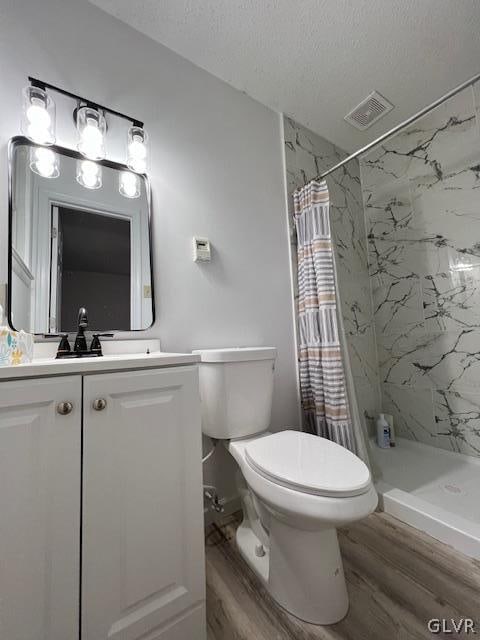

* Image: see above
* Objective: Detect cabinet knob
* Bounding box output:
[57,401,73,415]
[92,398,107,411]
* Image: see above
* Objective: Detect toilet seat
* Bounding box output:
[230,432,377,530]
[244,430,371,498]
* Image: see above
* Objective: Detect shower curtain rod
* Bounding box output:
[311,71,480,183]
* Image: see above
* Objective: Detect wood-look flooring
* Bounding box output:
[206,511,480,640]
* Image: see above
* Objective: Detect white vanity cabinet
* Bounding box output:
[0,375,81,640]
[0,363,206,640]
[82,366,206,639]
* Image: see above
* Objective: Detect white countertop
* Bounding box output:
[0,340,199,380]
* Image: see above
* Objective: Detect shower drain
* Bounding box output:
[443,483,466,495]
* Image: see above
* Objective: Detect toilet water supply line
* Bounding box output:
[202,437,217,464]
[202,438,224,513]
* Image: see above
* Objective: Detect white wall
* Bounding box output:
[0,0,299,499]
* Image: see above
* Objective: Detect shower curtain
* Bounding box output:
[293,179,357,452]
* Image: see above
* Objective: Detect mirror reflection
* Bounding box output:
[9,139,154,334]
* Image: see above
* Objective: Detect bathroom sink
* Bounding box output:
[0,340,199,380]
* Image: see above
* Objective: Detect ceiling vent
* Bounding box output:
[344,91,394,130]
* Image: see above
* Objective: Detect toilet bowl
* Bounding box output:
[194,347,377,625]
[229,430,377,623]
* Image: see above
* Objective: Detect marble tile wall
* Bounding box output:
[361,81,480,458]
[283,117,381,437]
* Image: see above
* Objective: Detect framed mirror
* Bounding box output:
[8,137,154,334]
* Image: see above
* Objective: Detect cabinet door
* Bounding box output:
[0,376,81,640]
[82,366,206,640]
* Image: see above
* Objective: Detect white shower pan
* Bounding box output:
[371,438,480,560]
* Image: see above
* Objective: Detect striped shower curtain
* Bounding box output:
[293,180,356,452]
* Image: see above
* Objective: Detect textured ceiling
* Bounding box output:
[88,0,480,151]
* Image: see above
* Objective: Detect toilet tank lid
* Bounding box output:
[192,347,277,363]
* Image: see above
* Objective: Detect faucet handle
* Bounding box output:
[90,333,114,356]
[56,334,71,358]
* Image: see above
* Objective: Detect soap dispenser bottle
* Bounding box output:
[376,413,391,448]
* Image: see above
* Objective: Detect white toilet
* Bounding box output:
[194,346,377,625]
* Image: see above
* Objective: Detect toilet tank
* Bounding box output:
[193,347,277,439]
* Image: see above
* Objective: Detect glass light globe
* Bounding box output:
[22,86,56,145]
[119,171,140,198]
[29,147,59,179]
[127,126,148,173]
[76,107,106,160]
[129,138,147,160]
[26,102,51,128]
[81,161,99,187]
[76,160,102,189]
[80,122,103,158]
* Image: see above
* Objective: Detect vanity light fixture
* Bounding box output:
[76,159,102,190]
[127,126,148,173]
[21,86,55,145]
[76,106,106,160]
[23,77,147,174]
[119,171,141,198]
[29,146,60,178]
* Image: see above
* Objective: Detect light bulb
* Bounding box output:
[26,102,51,128]
[128,157,146,174]
[27,123,48,144]
[128,139,147,173]
[22,86,55,145]
[35,148,55,177]
[119,171,140,198]
[76,107,106,160]
[30,147,59,178]
[76,160,102,189]
[81,161,98,187]
[79,121,104,159]
[129,138,147,160]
